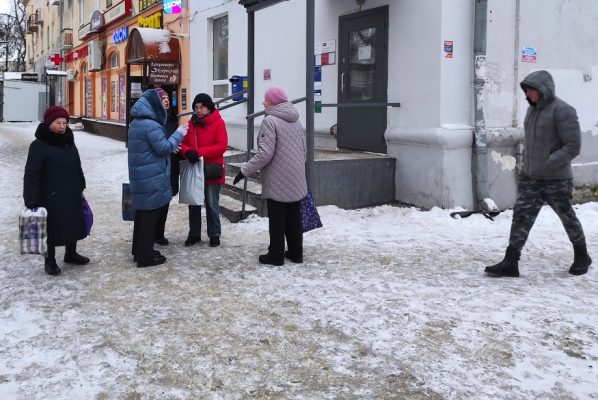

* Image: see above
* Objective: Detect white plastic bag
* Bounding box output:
[19,207,48,256]
[178,159,205,205]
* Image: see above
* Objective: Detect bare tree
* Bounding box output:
[0,0,26,71]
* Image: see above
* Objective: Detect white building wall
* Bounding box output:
[189,0,598,210]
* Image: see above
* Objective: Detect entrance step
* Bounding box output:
[221,175,267,217]
[219,193,257,223]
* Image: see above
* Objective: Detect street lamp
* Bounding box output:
[50,0,64,106]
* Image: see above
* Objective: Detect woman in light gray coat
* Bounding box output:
[233,86,307,266]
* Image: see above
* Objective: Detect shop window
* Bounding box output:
[110,52,119,69]
[211,15,228,98]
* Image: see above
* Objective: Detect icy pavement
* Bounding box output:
[1,122,597,399]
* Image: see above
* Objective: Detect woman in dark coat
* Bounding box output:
[154,87,180,246]
[23,106,90,276]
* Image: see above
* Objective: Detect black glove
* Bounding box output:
[233,171,245,185]
[185,150,199,164]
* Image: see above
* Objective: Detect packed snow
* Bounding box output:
[0,122,597,399]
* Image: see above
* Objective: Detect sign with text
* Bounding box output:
[148,62,180,85]
[163,0,182,14]
[21,73,39,82]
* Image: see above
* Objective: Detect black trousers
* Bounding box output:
[47,242,78,260]
[266,199,303,263]
[132,208,162,262]
[155,203,170,239]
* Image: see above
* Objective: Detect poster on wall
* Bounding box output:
[111,81,116,112]
[119,74,126,122]
[102,77,107,119]
[521,46,537,63]
[85,79,92,117]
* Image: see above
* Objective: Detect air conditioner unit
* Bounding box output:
[66,69,78,80]
[88,40,103,71]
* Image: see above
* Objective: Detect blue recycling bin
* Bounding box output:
[229,75,247,101]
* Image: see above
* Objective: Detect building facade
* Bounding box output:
[23,0,190,139]
[187,0,598,210]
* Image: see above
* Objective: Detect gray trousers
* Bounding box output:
[509,176,586,250]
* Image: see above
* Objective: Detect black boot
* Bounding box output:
[259,254,284,266]
[485,246,520,277]
[44,257,61,276]
[184,235,201,247]
[569,244,592,276]
[64,252,90,265]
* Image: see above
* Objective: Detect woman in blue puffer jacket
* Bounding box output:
[128,88,187,268]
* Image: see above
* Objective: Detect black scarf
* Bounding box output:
[34,123,75,147]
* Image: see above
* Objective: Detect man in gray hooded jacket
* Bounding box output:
[485,70,592,277]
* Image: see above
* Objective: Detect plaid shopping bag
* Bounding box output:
[300,191,323,233]
[19,207,48,256]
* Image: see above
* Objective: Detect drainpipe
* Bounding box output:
[511,0,521,128]
[472,0,498,212]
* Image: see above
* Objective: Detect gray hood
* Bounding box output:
[265,102,299,123]
[520,70,555,109]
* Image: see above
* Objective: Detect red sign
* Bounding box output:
[50,54,64,65]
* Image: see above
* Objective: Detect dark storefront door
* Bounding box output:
[337,6,388,153]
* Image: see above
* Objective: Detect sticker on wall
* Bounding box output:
[163,0,182,14]
[444,40,454,58]
[521,46,537,63]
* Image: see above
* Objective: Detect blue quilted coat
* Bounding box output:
[127,89,183,210]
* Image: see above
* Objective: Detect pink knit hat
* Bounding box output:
[264,86,288,105]
[155,87,168,99]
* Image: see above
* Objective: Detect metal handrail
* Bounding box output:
[176,88,249,118]
[321,102,401,108]
[246,96,307,120]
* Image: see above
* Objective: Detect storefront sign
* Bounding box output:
[163,0,182,14]
[90,10,105,33]
[148,61,180,85]
[21,73,39,82]
[112,26,129,44]
[78,23,91,39]
[140,0,160,11]
[66,46,89,63]
[104,0,129,25]
[138,11,162,29]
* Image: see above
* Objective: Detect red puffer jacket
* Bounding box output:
[181,109,228,185]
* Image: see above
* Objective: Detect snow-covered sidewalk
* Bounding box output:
[1,122,597,399]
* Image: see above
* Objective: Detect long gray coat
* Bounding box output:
[519,70,581,180]
[241,102,308,202]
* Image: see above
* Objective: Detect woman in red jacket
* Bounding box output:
[180,93,228,247]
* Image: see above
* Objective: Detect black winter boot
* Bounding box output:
[64,252,90,265]
[569,244,592,276]
[44,257,61,276]
[485,246,520,277]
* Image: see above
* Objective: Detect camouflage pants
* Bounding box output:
[509,176,586,250]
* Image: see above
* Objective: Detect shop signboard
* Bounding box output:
[148,62,180,85]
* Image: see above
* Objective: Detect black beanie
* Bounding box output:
[192,93,215,111]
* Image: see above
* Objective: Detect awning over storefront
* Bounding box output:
[125,28,180,64]
[238,0,288,12]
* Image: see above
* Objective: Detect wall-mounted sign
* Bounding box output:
[521,46,537,63]
[148,61,180,85]
[315,40,336,66]
[66,46,89,63]
[138,11,162,29]
[78,23,91,40]
[444,40,454,58]
[90,10,105,33]
[104,0,130,26]
[163,0,182,14]
[140,0,160,11]
[21,73,39,82]
[112,26,129,44]
[181,88,187,110]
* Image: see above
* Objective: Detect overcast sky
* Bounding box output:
[0,0,10,15]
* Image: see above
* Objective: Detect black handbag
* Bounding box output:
[204,164,224,180]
